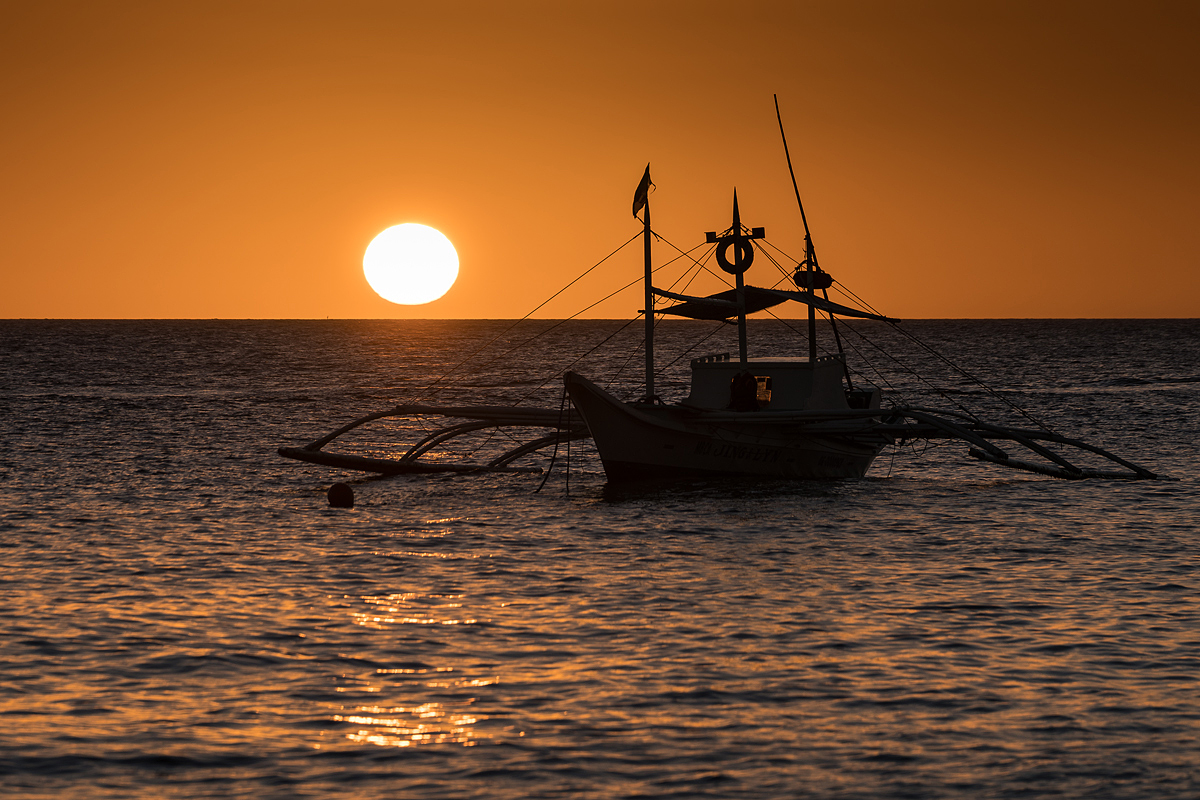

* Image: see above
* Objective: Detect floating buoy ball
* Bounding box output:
[328,482,354,508]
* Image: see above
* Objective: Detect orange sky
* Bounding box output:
[2,1,1196,319]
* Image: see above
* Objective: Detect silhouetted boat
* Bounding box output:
[279,99,1163,483]
[564,164,900,481]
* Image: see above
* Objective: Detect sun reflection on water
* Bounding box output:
[330,591,502,748]
[352,592,481,628]
[335,703,483,747]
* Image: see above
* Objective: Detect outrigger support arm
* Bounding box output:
[898,407,1160,480]
[881,407,1162,480]
[277,403,590,476]
[488,429,592,468]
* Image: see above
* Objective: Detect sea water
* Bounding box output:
[1,319,1198,799]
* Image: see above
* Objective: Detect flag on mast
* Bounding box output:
[632,164,654,217]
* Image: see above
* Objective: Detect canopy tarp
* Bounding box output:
[654,287,784,320]
[655,286,897,322]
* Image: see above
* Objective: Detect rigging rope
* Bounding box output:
[511,238,714,404]
[437,233,714,408]
[754,238,1055,432]
[519,317,641,404]
[417,230,642,400]
[882,320,1057,433]
[651,234,923,405]
[654,321,731,375]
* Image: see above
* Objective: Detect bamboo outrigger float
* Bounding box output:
[278,98,1165,483]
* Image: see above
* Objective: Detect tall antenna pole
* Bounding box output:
[774,94,818,363]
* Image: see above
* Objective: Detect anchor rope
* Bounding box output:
[535,382,570,493]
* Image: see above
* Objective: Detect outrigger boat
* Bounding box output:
[279,103,1163,484]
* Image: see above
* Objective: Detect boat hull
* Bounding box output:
[565,372,885,482]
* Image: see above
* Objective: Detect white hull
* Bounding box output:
[565,372,886,482]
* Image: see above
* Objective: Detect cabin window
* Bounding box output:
[729,372,772,411]
[756,376,773,406]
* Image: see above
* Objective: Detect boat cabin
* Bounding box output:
[683,353,880,412]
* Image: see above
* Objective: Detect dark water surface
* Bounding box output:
[2,319,1198,799]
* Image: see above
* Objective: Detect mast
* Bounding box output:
[733,194,747,363]
[774,96,851,384]
[633,164,655,402]
[805,238,817,363]
[774,95,818,362]
[643,192,654,399]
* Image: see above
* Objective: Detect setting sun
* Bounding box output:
[363,224,459,306]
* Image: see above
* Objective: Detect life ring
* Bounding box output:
[716,237,755,275]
